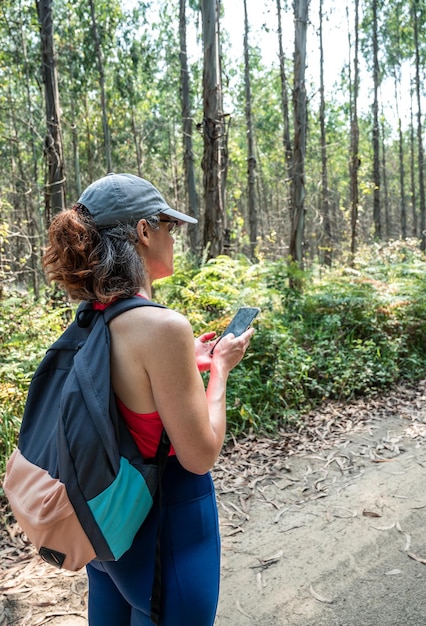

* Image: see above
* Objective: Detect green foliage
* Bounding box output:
[1,243,425,472]
[0,295,72,471]
[156,244,426,435]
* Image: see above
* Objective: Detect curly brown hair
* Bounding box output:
[42,205,159,303]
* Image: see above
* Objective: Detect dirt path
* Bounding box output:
[1,380,426,626]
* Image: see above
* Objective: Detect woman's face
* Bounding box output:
[145,215,177,281]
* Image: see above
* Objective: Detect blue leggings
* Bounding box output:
[86,457,221,626]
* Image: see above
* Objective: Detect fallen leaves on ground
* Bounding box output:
[0,379,425,624]
[214,379,426,534]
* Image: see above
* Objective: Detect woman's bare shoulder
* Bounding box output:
[110,303,193,345]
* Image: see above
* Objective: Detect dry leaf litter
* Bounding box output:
[1,378,425,625]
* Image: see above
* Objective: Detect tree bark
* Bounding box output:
[412,0,426,250]
[349,1,360,259]
[393,75,407,239]
[318,0,332,266]
[289,0,309,270]
[179,0,201,257]
[380,112,390,238]
[409,96,418,237]
[243,0,257,260]
[84,94,95,182]
[36,0,66,223]
[88,0,112,173]
[372,0,381,239]
[201,0,226,258]
[276,0,292,190]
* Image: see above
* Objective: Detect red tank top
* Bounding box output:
[116,397,175,459]
[92,297,174,459]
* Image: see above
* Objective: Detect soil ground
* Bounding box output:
[1,379,426,626]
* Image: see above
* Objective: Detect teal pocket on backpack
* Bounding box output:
[88,456,154,560]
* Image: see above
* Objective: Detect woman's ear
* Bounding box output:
[136,219,150,247]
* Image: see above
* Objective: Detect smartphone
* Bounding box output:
[210,306,260,354]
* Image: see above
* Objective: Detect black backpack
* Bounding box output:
[3,296,170,624]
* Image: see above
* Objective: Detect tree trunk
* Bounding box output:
[289,0,308,270]
[88,0,112,173]
[70,100,81,199]
[84,94,95,182]
[276,0,292,193]
[318,0,332,266]
[346,0,360,256]
[131,107,143,178]
[372,0,381,239]
[409,96,418,237]
[393,75,407,239]
[66,5,81,200]
[349,1,360,259]
[179,0,201,257]
[36,0,66,223]
[412,0,426,250]
[243,0,257,260]
[380,112,390,238]
[201,0,226,258]
[20,8,43,294]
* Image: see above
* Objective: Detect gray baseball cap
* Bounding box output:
[78,173,198,227]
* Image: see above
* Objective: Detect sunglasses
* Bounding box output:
[159,219,181,235]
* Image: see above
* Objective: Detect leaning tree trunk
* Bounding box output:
[36,0,66,223]
[243,0,257,260]
[289,0,309,272]
[179,0,201,257]
[201,0,226,258]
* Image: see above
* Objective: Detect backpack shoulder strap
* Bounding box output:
[102,296,166,324]
[74,296,166,329]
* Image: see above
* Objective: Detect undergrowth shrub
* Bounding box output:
[0,295,71,468]
[1,240,425,468]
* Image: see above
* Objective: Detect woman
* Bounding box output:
[43,173,254,626]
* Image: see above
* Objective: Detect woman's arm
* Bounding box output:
[111,307,253,474]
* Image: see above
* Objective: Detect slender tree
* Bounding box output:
[409,93,418,237]
[397,99,407,239]
[201,0,227,257]
[411,0,426,250]
[372,0,381,239]
[179,0,200,256]
[243,0,257,260]
[289,0,309,269]
[276,0,292,187]
[349,1,360,258]
[318,0,332,265]
[380,109,391,238]
[88,0,112,173]
[36,0,66,222]
[381,0,408,240]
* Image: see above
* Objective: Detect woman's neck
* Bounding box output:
[137,287,151,299]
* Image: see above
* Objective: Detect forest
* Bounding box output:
[1,0,426,283]
[1,0,426,464]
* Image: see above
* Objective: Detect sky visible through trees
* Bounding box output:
[1,0,425,291]
[115,0,416,135]
[218,1,412,133]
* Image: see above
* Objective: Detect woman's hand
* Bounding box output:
[211,327,255,374]
[194,332,217,372]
